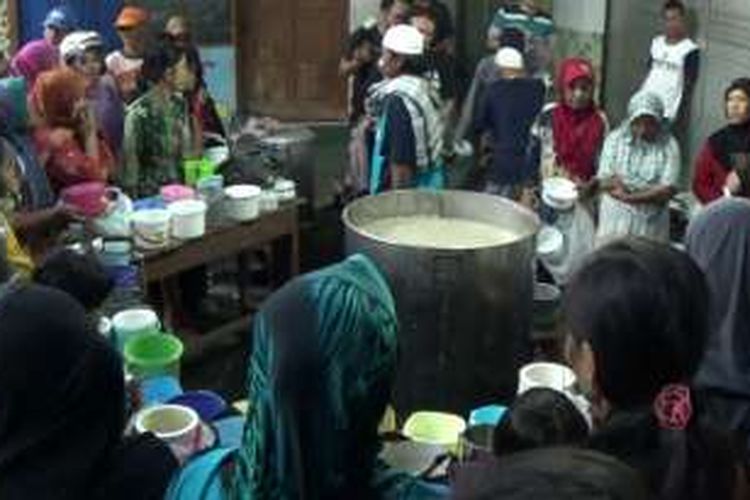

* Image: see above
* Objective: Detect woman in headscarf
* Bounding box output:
[0,78,72,275]
[693,78,750,204]
[9,7,76,88]
[534,58,607,184]
[60,31,125,160]
[32,67,114,193]
[686,199,750,454]
[596,91,680,244]
[167,254,448,499]
[531,57,607,283]
[0,285,177,499]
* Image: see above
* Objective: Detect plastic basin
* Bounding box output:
[124,333,184,379]
[168,390,227,422]
[402,411,466,453]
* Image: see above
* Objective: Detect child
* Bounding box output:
[493,387,589,456]
[474,47,545,201]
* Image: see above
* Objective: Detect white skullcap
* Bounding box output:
[382,25,425,56]
[495,47,524,70]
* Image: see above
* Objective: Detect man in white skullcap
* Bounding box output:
[367,25,446,193]
[473,46,545,200]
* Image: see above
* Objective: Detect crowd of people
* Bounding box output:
[340,0,750,282]
[1,0,750,499]
[0,5,224,279]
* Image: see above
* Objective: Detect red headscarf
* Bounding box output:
[33,67,88,129]
[551,58,606,182]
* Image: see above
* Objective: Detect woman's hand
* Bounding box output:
[725,171,742,195]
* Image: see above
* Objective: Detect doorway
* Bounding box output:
[234,0,348,121]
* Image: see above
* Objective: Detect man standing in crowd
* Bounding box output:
[10,7,76,88]
[412,0,455,54]
[490,0,555,82]
[368,25,445,193]
[639,0,700,124]
[339,0,411,198]
[107,6,151,104]
[474,47,545,201]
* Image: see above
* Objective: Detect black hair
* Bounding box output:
[33,249,113,311]
[453,448,650,500]
[565,239,709,407]
[663,0,686,15]
[564,239,739,500]
[380,0,412,11]
[499,27,526,53]
[493,388,589,456]
[394,53,429,76]
[140,41,184,84]
[725,77,750,103]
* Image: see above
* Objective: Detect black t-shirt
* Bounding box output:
[382,96,417,169]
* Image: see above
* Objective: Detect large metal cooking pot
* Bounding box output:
[259,128,317,206]
[343,190,540,416]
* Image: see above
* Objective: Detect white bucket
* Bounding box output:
[169,199,207,240]
[112,308,160,352]
[224,185,262,222]
[132,209,171,250]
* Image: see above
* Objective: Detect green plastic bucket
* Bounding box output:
[124,333,184,379]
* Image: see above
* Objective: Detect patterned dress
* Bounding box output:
[122,87,193,198]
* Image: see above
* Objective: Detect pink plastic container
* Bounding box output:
[61,182,108,218]
[160,184,196,204]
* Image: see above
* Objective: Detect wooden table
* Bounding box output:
[138,201,301,358]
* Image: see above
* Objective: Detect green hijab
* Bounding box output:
[167,255,447,500]
[231,254,399,498]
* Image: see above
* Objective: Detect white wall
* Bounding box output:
[350,0,381,30]
[554,0,606,33]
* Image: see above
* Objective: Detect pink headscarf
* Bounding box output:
[10,39,60,88]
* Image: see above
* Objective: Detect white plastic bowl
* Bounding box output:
[168,199,207,240]
[543,177,578,211]
[224,184,262,222]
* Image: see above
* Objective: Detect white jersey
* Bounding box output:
[640,35,698,121]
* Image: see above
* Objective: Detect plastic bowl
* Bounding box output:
[61,182,108,217]
[402,411,466,453]
[518,362,577,395]
[168,390,228,422]
[543,177,578,211]
[124,333,184,379]
[468,405,508,427]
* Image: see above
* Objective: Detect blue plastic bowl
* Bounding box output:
[469,405,508,427]
[168,390,228,422]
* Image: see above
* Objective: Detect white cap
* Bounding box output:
[495,47,524,70]
[60,31,103,63]
[382,25,425,56]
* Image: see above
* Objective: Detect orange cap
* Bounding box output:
[115,6,149,29]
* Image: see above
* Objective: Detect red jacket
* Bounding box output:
[693,142,729,204]
[33,127,114,193]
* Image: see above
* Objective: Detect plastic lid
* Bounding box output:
[225,185,262,199]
